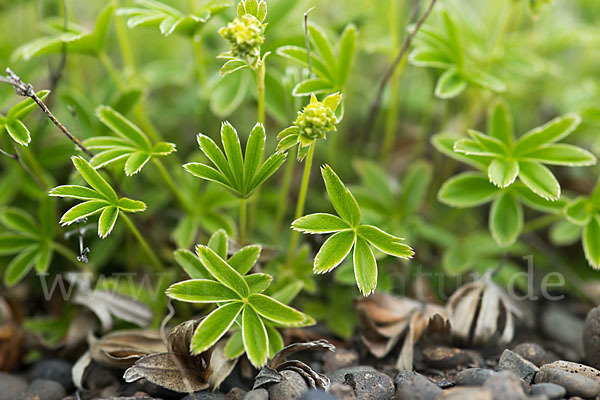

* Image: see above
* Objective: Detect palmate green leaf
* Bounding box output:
[520,144,596,166]
[153,142,176,155]
[35,243,53,273]
[89,148,132,169]
[60,200,109,226]
[518,161,560,201]
[583,216,600,269]
[196,245,249,298]
[6,90,50,120]
[84,137,133,150]
[468,130,507,156]
[124,151,151,176]
[117,198,146,212]
[453,139,498,157]
[321,165,361,227]
[434,69,466,99]
[243,124,265,192]
[488,159,519,188]
[220,59,248,76]
[196,134,236,186]
[433,133,491,169]
[550,219,581,246]
[248,293,306,325]
[174,249,210,279]
[308,24,336,72]
[337,24,357,86]
[98,206,119,238]
[408,48,453,68]
[565,197,592,226]
[353,159,394,206]
[190,301,244,354]
[207,229,228,259]
[220,122,244,189]
[49,185,100,200]
[292,78,331,96]
[400,161,432,217]
[0,208,39,237]
[245,273,272,293]
[468,70,506,93]
[72,156,118,202]
[511,184,565,214]
[353,237,377,296]
[438,172,498,207]
[242,305,268,368]
[228,245,261,275]
[266,324,284,358]
[5,119,31,146]
[276,46,331,81]
[225,330,245,359]
[247,152,287,194]
[356,225,413,258]
[184,163,231,187]
[96,106,152,151]
[513,113,581,155]
[292,213,350,233]
[0,234,37,255]
[314,230,356,274]
[167,279,240,302]
[489,192,523,246]
[4,245,38,286]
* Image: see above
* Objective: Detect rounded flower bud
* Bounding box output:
[295,100,337,141]
[219,14,264,68]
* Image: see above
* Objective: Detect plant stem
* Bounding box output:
[239,198,247,246]
[274,146,297,238]
[52,241,93,272]
[152,158,191,212]
[120,213,164,271]
[522,213,562,234]
[98,51,125,92]
[286,142,315,265]
[256,62,266,124]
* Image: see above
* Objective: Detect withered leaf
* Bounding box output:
[0,297,24,371]
[269,339,335,369]
[89,329,167,369]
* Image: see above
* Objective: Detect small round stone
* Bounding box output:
[243,388,269,400]
[483,371,527,400]
[529,383,566,399]
[394,370,441,400]
[498,349,539,384]
[436,386,493,400]
[455,368,496,386]
[0,373,27,400]
[512,343,550,367]
[584,306,600,369]
[323,349,359,374]
[298,389,338,400]
[19,379,66,400]
[422,346,471,369]
[29,358,74,392]
[267,370,309,400]
[534,360,600,398]
[342,369,395,400]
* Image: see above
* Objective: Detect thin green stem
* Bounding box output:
[274,146,297,238]
[192,38,205,85]
[239,198,247,246]
[114,4,135,70]
[152,158,191,212]
[522,213,562,234]
[286,142,315,265]
[98,51,124,91]
[120,213,164,271]
[256,62,266,124]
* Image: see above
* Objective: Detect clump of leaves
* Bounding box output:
[277,93,342,160]
[564,183,600,268]
[167,230,313,367]
[0,91,49,146]
[117,0,232,37]
[277,22,357,100]
[184,122,286,199]
[49,156,146,238]
[292,165,414,295]
[218,0,267,72]
[83,106,176,176]
[434,102,593,246]
[13,3,114,61]
[0,199,55,286]
[409,9,506,98]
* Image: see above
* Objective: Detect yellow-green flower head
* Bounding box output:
[219,14,264,67]
[295,94,340,142]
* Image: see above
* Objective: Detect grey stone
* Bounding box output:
[394,370,441,400]
[328,366,376,384]
[455,368,496,386]
[299,389,338,400]
[541,305,584,357]
[534,360,600,398]
[267,370,309,400]
[30,358,74,392]
[422,346,471,369]
[512,343,550,367]
[0,373,27,400]
[584,305,600,369]
[18,379,66,400]
[483,371,527,400]
[323,349,359,374]
[244,388,269,400]
[227,387,248,400]
[182,392,227,400]
[498,349,539,383]
[435,386,493,400]
[341,369,394,400]
[329,382,356,400]
[529,383,566,399]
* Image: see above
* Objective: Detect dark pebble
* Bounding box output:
[436,386,493,400]
[343,369,394,400]
[423,346,471,369]
[0,373,27,400]
[483,371,527,400]
[529,382,566,399]
[135,378,183,399]
[512,343,550,367]
[498,349,539,384]
[584,306,600,369]
[394,370,441,400]
[299,389,338,400]
[328,366,375,384]
[29,358,74,392]
[18,379,65,400]
[227,387,248,400]
[182,392,227,400]
[243,388,269,400]
[329,382,356,400]
[267,370,309,400]
[323,349,359,374]
[455,368,496,386]
[534,360,600,398]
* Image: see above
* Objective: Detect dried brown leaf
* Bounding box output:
[89,329,167,369]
